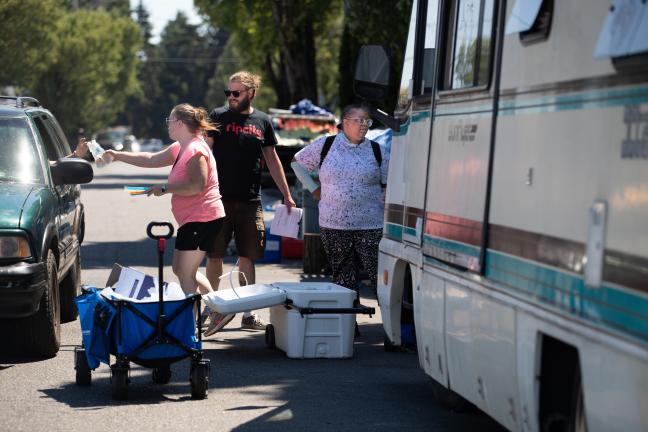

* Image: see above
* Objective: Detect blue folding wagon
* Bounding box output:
[73,222,209,400]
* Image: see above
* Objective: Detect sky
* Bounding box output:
[131,0,203,44]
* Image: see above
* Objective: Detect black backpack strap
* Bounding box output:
[319,135,336,168]
[370,140,386,188]
[370,140,382,167]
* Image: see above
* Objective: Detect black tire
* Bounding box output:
[60,249,81,323]
[152,366,172,384]
[383,330,401,352]
[190,360,209,400]
[75,347,91,386]
[265,324,276,349]
[23,250,60,358]
[111,365,129,400]
[429,378,472,412]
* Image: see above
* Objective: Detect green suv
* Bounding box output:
[0,96,93,357]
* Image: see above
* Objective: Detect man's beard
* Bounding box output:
[228,97,251,113]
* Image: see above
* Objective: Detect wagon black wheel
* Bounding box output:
[74,347,91,386]
[111,365,129,400]
[265,324,276,349]
[190,360,209,400]
[152,366,172,384]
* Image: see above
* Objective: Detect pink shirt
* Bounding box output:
[168,137,225,227]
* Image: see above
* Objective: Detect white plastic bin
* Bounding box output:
[268,282,356,358]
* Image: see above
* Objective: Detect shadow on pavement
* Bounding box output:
[81,238,174,269]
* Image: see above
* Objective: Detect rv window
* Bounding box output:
[594,0,648,60]
[397,0,418,112]
[505,0,543,35]
[422,1,440,94]
[519,0,553,45]
[445,0,496,90]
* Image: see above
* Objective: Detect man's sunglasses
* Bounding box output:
[224,90,243,97]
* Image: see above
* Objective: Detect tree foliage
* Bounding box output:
[0,0,62,89]
[33,9,141,138]
[195,0,342,110]
[123,12,228,139]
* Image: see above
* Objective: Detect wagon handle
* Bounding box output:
[146,221,174,333]
[146,221,174,240]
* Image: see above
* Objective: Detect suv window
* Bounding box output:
[0,117,44,184]
[47,116,72,156]
[33,116,65,161]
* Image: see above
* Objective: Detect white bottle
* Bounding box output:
[87,140,109,168]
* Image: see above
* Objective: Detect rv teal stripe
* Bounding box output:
[410,85,648,119]
[393,110,431,137]
[434,106,494,117]
[485,251,648,342]
[423,234,481,258]
[404,227,417,237]
[500,85,648,116]
[384,222,403,241]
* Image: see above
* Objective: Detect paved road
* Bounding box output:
[0,162,506,432]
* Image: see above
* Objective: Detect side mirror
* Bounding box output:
[51,159,94,185]
[353,45,401,132]
[354,45,391,101]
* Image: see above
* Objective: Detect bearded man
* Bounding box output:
[203,71,295,335]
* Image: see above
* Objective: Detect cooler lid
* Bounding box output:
[203,284,286,314]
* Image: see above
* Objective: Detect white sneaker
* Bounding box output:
[203,312,235,336]
[241,313,267,330]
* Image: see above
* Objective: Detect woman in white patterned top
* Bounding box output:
[293,104,389,301]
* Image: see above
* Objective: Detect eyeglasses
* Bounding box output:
[345,117,373,127]
[224,90,243,98]
[165,117,180,125]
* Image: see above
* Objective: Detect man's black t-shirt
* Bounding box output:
[209,107,277,201]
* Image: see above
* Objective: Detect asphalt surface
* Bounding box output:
[0,162,506,432]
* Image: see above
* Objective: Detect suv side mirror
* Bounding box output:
[354,45,391,101]
[51,159,94,185]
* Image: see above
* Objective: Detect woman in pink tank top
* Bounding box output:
[105,104,225,296]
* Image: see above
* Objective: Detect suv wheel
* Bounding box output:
[60,249,81,323]
[23,250,61,357]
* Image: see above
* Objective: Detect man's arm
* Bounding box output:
[262,145,295,210]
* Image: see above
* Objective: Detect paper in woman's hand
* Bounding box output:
[269,204,303,239]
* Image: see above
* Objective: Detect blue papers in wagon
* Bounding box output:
[202,284,286,314]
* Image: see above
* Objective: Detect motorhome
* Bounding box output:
[355,1,648,431]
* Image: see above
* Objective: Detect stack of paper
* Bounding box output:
[269,204,303,239]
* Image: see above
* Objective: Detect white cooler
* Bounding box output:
[269,282,356,359]
[203,282,362,359]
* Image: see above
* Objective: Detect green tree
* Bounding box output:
[118,0,162,138]
[338,0,412,113]
[33,9,141,138]
[132,12,227,140]
[0,0,62,89]
[196,0,342,109]
[69,0,131,16]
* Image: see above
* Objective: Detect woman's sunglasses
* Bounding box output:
[224,90,243,97]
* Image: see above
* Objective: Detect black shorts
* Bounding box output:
[175,218,224,252]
